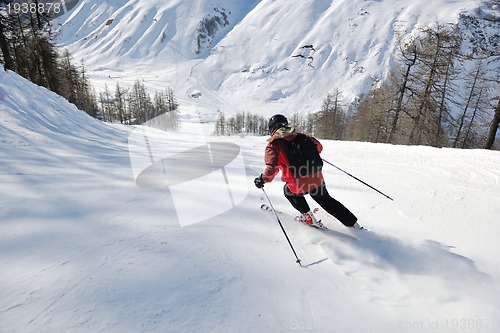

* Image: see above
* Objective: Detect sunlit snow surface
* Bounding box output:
[1,61,499,332]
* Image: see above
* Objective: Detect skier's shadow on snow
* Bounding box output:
[323,228,488,282]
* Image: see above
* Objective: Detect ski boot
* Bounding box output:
[296,211,326,230]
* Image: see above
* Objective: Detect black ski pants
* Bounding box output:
[284,183,357,227]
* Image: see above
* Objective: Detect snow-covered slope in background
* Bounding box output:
[2,64,500,332]
[55,0,483,118]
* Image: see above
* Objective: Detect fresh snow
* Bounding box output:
[1,61,500,332]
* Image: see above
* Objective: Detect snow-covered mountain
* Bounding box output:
[2,60,500,332]
[2,0,499,331]
[55,0,486,119]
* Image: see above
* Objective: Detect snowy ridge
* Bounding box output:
[55,0,484,118]
[2,64,500,332]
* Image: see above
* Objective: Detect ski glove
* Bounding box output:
[254,175,264,189]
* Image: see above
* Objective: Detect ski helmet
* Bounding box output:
[268,114,289,134]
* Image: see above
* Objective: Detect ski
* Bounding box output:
[313,207,367,231]
[260,203,275,213]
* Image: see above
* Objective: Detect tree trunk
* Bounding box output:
[387,48,416,143]
[454,64,481,148]
[484,99,500,149]
[0,20,15,71]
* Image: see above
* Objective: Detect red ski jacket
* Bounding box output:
[261,127,324,194]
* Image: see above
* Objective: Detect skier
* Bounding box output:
[254,114,361,229]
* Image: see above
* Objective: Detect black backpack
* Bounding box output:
[283,134,323,177]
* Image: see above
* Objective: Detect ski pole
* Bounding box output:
[261,188,302,266]
[322,158,394,201]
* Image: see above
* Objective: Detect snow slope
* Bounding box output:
[54,0,484,118]
[2,65,500,332]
